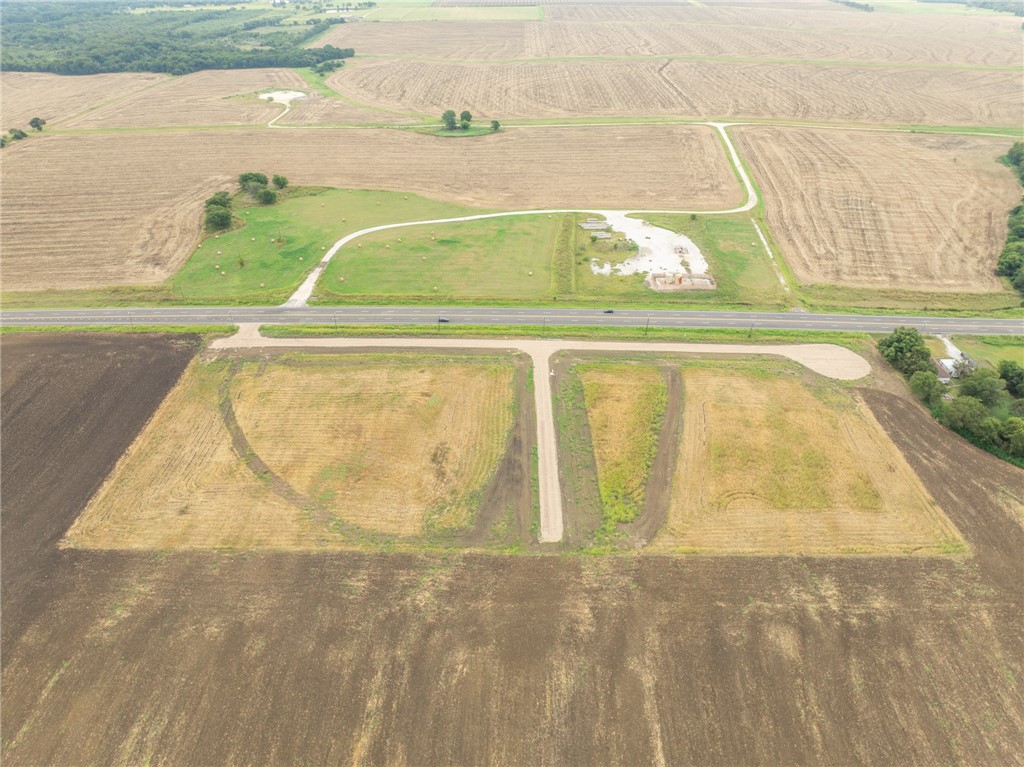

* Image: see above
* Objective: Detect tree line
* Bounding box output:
[1,2,353,75]
[440,110,500,133]
[996,142,1024,300]
[879,327,1024,464]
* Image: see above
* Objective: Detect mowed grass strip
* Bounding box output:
[579,364,666,532]
[653,364,964,555]
[172,189,484,303]
[65,353,516,549]
[316,214,559,300]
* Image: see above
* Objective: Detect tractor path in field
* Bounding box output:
[211,325,870,543]
[282,122,756,307]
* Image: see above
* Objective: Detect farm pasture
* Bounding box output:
[0,71,166,127]
[732,127,1022,295]
[65,353,517,548]
[653,365,964,555]
[0,125,740,292]
[331,57,1021,126]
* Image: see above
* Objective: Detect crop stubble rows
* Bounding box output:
[0,125,740,291]
[733,127,1021,293]
[331,58,1021,126]
[65,354,515,548]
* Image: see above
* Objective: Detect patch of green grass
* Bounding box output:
[796,283,1023,315]
[172,188,485,303]
[579,364,667,533]
[951,335,1024,368]
[260,323,872,350]
[315,214,557,300]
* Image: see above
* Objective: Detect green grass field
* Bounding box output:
[951,335,1024,367]
[172,188,484,303]
[316,214,558,300]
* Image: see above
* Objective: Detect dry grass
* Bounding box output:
[280,93,418,125]
[733,127,1021,293]
[0,125,740,291]
[61,69,308,128]
[333,58,1020,126]
[0,71,166,127]
[316,10,1021,67]
[580,364,666,524]
[652,368,964,555]
[63,358,315,550]
[65,354,516,549]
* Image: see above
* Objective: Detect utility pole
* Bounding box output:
[645,315,650,337]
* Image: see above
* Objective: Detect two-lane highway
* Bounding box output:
[1,306,1021,335]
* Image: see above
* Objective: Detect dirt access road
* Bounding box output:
[211,326,871,542]
[284,122,755,307]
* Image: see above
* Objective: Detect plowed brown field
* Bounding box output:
[733,127,1021,292]
[0,125,740,291]
[331,58,1021,126]
[0,71,166,127]
[3,335,1023,766]
[61,68,308,128]
[315,11,1021,67]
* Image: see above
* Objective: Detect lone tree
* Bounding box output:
[441,110,457,131]
[878,327,932,377]
[28,117,46,132]
[8,128,27,141]
[460,110,472,124]
[272,174,289,190]
[490,120,500,132]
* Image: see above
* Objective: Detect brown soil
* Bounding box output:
[3,335,1022,766]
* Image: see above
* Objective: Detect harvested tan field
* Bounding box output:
[0,125,739,291]
[653,368,963,555]
[733,127,1021,292]
[65,353,516,548]
[333,58,1021,125]
[315,11,1021,67]
[280,92,418,125]
[62,69,308,128]
[0,71,165,127]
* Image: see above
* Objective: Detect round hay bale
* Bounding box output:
[260,282,265,288]
[339,277,345,282]
[299,256,304,261]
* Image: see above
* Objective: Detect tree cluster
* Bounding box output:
[439,110,501,133]
[2,117,45,149]
[829,0,873,10]
[880,327,1024,463]
[238,171,288,205]
[996,143,1024,299]
[1,2,354,75]
[204,191,233,230]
